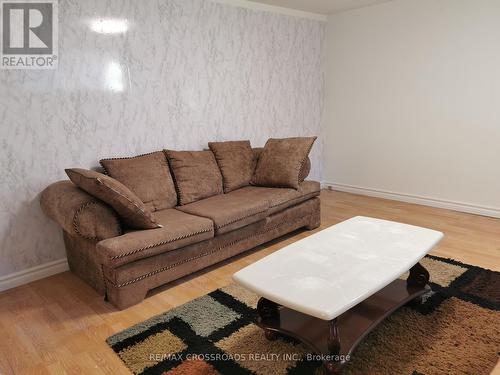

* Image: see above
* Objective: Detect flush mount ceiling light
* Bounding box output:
[90,18,128,34]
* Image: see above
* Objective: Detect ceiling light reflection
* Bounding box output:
[106,62,124,92]
[90,18,128,34]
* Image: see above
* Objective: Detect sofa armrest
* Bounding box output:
[40,181,122,241]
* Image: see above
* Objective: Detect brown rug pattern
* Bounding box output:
[106,255,500,374]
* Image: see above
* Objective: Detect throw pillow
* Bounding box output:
[252,137,316,189]
[65,168,161,229]
[253,147,311,183]
[100,151,177,211]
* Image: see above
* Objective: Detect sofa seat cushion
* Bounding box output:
[235,181,320,215]
[176,191,269,235]
[97,209,214,268]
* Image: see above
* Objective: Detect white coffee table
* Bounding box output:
[233,216,443,374]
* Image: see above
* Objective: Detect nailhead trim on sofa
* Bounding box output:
[73,201,122,241]
[269,191,320,210]
[216,206,268,230]
[109,214,311,288]
[105,188,317,261]
[101,264,108,299]
[297,140,316,184]
[99,150,168,175]
[108,226,214,260]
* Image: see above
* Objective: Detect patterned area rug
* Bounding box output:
[106,255,500,375]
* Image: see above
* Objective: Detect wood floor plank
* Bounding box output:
[0,190,498,374]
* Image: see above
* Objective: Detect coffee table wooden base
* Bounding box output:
[256,263,430,374]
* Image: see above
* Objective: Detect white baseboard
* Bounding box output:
[322,182,500,219]
[0,258,69,293]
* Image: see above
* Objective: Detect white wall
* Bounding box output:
[324,0,500,216]
[0,0,325,281]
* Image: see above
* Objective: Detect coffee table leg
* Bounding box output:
[327,318,341,354]
[325,318,342,374]
[407,262,430,287]
[257,297,280,341]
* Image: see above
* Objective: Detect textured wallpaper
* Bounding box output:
[0,0,325,276]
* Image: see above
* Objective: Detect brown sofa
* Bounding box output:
[40,147,320,309]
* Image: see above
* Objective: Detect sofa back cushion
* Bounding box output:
[208,140,254,193]
[252,137,317,189]
[165,150,223,205]
[100,151,177,211]
[252,147,312,183]
[65,168,161,229]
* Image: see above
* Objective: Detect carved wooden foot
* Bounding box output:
[264,329,278,341]
[325,361,343,374]
[407,262,430,287]
[327,318,340,354]
[324,318,342,374]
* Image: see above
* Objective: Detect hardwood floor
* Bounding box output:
[0,190,499,374]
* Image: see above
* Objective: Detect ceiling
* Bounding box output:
[248,0,393,15]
